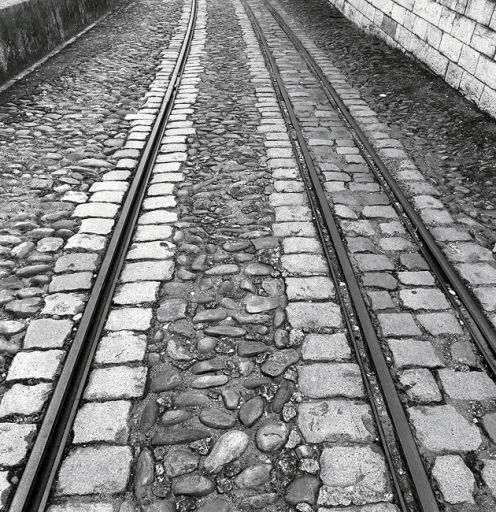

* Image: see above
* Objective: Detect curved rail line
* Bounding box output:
[8,1,198,509]
[241,0,440,510]
[263,0,496,377]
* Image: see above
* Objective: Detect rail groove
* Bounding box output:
[8,1,198,509]
[241,0,440,510]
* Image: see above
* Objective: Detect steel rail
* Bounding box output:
[264,0,496,375]
[9,1,198,510]
[241,1,439,510]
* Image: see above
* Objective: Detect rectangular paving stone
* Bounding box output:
[7,350,64,381]
[298,400,373,443]
[126,241,175,260]
[55,253,98,273]
[417,313,463,335]
[80,218,115,235]
[287,302,342,330]
[113,281,160,305]
[397,272,435,286]
[399,369,442,403]
[72,203,119,218]
[388,339,443,368]
[378,313,421,336]
[95,331,147,364]
[84,366,147,400]
[48,504,113,512]
[354,254,394,272]
[121,260,174,282]
[65,234,106,252]
[49,272,93,293]
[456,263,496,284]
[302,333,351,361]
[399,288,449,310]
[134,225,173,242]
[138,210,178,225]
[282,237,322,254]
[0,423,37,466]
[24,318,73,349]
[438,370,496,401]
[105,308,153,331]
[286,277,334,300]
[56,446,132,495]
[270,193,305,207]
[0,383,52,417]
[73,401,131,444]
[275,206,311,222]
[281,254,328,275]
[298,363,364,398]
[319,446,390,506]
[273,222,317,237]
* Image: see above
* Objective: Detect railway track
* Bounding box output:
[8,1,198,510]
[3,0,496,509]
[241,0,496,510]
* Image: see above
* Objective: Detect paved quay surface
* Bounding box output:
[0,0,496,510]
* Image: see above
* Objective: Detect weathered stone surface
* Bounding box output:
[298,364,364,398]
[285,277,334,300]
[438,370,496,400]
[482,460,496,496]
[261,349,300,376]
[204,325,246,337]
[172,474,214,496]
[157,299,187,322]
[84,366,147,400]
[161,409,189,427]
[114,281,159,305]
[388,339,443,368]
[0,423,36,465]
[244,294,281,313]
[7,350,63,381]
[150,367,182,392]
[235,464,272,488]
[399,369,441,403]
[152,428,210,446]
[287,302,342,330]
[56,446,132,495]
[239,396,265,427]
[106,308,153,331]
[204,431,249,474]
[281,254,327,275]
[23,318,72,349]
[377,313,421,336]
[408,405,482,452]
[298,400,374,443]
[319,446,390,506]
[121,260,174,282]
[95,331,146,364]
[197,498,230,512]
[0,383,51,417]
[163,447,199,477]
[302,333,351,361]
[238,341,270,357]
[49,272,92,292]
[199,409,236,429]
[55,253,98,273]
[432,455,474,504]
[256,421,288,452]
[42,293,85,316]
[285,475,320,505]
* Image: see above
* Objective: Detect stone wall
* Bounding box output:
[0,0,117,85]
[327,0,496,118]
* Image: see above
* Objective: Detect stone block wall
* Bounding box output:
[327,0,496,118]
[0,0,117,85]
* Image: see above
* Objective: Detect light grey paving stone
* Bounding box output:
[354,254,394,272]
[270,193,306,207]
[37,237,63,252]
[142,196,176,210]
[287,302,342,330]
[0,383,52,417]
[408,405,481,452]
[362,206,396,218]
[134,224,174,242]
[285,277,334,300]
[148,183,175,196]
[438,370,496,400]
[367,291,394,310]
[319,446,391,506]
[55,253,98,273]
[399,288,449,310]
[80,218,115,235]
[378,313,421,336]
[73,401,131,444]
[83,366,147,400]
[419,209,453,225]
[120,260,174,283]
[397,272,435,286]
[413,195,444,209]
[274,206,311,222]
[281,254,328,275]
[457,263,496,284]
[56,446,132,495]
[48,503,113,512]
[379,237,413,251]
[273,222,317,237]
[24,318,73,349]
[90,181,128,192]
[298,400,374,443]
[0,423,36,465]
[298,363,364,399]
[49,272,93,293]
[482,460,496,497]
[65,234,106,252]
[302,333,351,361]
[388,339,443,368]
[95,331,146,364]
[138,210,178,225]
[399,369,442,403]
[72,203,119,218]
[7,350,64,381]
[432,455,474,504]
[42,293,85,316]
[417,313,463,335]
[431,227,471,242]
[126,241,175,260]
[90,191,124,204]
[443,243,493,262]
[105,308,153,331]
[474,287,496,310]
[113,281,160,305]
[0,472,10,509]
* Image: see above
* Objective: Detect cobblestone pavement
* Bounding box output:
[1,0,496,510]
[276,0,496,247]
